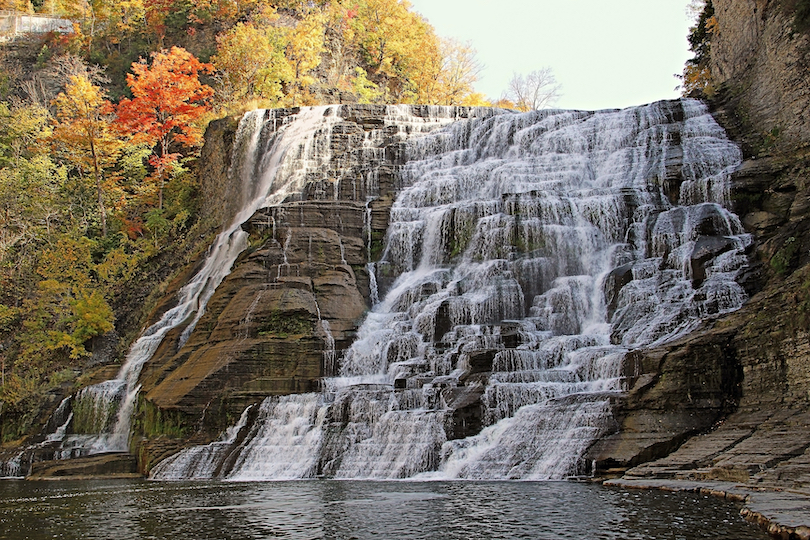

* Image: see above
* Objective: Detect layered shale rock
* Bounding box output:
[135,106,470,451]
[602,0,810,490]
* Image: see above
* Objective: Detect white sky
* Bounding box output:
[407,0,696,111]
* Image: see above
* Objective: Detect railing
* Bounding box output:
[0,11,73,41]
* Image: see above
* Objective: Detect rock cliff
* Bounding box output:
[134,105,472,465]
[595,0,810,489]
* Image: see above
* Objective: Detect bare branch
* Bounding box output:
[504,67,561,111]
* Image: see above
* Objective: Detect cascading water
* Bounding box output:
[18,106,352,464]
[152,99,751,481]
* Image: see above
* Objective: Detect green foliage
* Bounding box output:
[799,273,810,326]
[118,143,152,185]
[35,44,51,69]
[352,67,382,104]
[687,1,715,66]
[763,126,783,150]
[69,291,114,345]
[257,312,312,337]
[0,304,19,332]
[770,236,798,275]
[681,1,716,96]
[136,398,190,439]
[145,208,170,241]
[72,391,119,434]
[786,0,810,31]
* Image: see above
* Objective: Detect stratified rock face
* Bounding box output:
[602,0,810,487]
[147,99,753,481]
[711,0,810,151]
[138,105,475,436]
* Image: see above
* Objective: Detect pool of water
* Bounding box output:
[0,479,767,539]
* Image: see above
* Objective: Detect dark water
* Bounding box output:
[0,479,767,540]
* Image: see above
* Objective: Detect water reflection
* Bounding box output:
[0,479,766,540]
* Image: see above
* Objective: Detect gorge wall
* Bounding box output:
[611,0,810,487]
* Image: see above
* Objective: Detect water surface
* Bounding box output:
[0,479,767,539]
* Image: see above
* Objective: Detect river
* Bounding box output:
[0,479,767,539]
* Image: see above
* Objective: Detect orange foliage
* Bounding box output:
[116,46,213,208]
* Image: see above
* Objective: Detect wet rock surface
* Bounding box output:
[136,106,468,450]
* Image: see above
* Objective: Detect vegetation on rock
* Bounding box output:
[680,0,716,97]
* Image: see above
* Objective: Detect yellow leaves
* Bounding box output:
[19,236,115,361]
[287,11,326,79]
[416,38,482,106]
[96,242,141,283]
[681,64,716,97]
[206,0,483,107]
[52,74,121,172]
[111,0,147,36]
[0,101,52,165]
[705,15,718,35]
[0,304,19,333]
[212,16,293,108]
[353,67,382,104]
[51,74,123,234]
[69,290,114,345]
[285,10,326,105]
[37,236,93,289]
[458,92,491,107]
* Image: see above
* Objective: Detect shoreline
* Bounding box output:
[604,478,810,540]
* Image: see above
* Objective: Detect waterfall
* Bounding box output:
[152,99,751,481]
[34,106,346,460]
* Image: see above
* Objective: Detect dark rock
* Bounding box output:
[605,263,634,320]
[28,453,139,479]
[689,236,736,287]
[466,350,497,374]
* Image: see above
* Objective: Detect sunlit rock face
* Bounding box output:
[150,99,751,481]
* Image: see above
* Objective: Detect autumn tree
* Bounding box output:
[433,39,482,105]
[322,2,359,91]
[212,12,292,108]
[285,10,326,105]
[18,236,114,363]
[680,0,716,97]
[347,0,440,101]
[116,46,213,209]
[79,0,146,52]
[0,0,32,12]
[51,74,122,236]
[0,102,63,276]
[504,68,561,111]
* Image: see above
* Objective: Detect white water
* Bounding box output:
[37,107,350,459]
[152,100,751,481]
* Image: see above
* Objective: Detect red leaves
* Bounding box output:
[115,46,213,209]
[115,46,214,154]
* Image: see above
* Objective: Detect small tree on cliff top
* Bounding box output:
[504,68,561,111]
[116,46,213,210]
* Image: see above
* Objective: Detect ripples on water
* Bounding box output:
[0,480,767,539]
